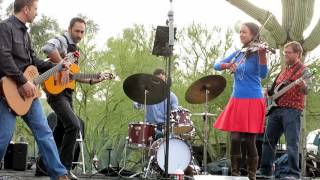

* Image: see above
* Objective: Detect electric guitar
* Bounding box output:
[0,52,79,115]
[42,63,114,95]
[266,70,313,115]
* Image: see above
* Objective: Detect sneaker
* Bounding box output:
[280,176,300,180]
[67,171,78,180]
[256,169,273,179]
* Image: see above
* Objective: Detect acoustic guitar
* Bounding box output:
[42,63,114,95]
[0,52,79,115]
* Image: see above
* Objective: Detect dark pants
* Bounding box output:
[47,91,81,170]
[260,107,302,178]
[36,112,84,175]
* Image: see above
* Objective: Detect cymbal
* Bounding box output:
[185,75,226,104]
[193,112,217,116]
[123,73,167,105]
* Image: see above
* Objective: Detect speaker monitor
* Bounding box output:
[12,142,28,171]
[152,26,177,57]
[4,143,14,169]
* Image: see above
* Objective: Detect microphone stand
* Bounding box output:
[164,0,174,177]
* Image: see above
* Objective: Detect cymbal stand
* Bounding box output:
[202,88,209,174]
[144,155,154,178]
[130,89,149,178]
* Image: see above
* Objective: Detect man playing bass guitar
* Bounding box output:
[257,41,310,180]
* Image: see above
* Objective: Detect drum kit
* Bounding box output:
[122,73,226,178]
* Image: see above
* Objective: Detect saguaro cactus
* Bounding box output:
[226,0,320,56]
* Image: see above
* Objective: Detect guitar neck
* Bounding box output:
[72,73,100,81]
[272,77,302,100]
[33,53,79,85]
[33,64,63,85]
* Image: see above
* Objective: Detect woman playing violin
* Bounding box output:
[213,22,268,180]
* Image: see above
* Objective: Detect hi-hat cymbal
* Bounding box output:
[193,112,217,116]
[123,73,168,105]
[185,75,226,104]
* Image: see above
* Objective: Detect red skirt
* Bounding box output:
[213,98,266,133]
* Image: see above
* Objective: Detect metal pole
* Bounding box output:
[164,1,174,177]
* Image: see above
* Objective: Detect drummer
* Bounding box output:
[134,68,179,139]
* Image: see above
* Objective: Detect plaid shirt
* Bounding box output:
[276,61,306,110]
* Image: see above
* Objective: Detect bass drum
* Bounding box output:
[149,137,192,174]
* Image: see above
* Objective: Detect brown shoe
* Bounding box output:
[57,175,70,180]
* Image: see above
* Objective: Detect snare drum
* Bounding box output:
[149,137,192,174]
[128,122,156,148]
[170,108,193,134]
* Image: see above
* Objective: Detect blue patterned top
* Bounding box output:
[214,50,268,98]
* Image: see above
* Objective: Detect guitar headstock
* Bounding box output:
[65,51,80,64]
[302,68,315,79]
[100,72,115,80]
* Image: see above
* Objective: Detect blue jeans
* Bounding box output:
[0,97,67,180]
[260,107,302,178]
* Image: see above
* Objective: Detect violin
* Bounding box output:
[243,41,276,54]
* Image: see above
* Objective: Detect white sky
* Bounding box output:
[1,0,320,52]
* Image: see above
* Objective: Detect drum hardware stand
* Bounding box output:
[144,155,155,178]
[202,88,210,174]
[129,89,150,178]
[119,137,129,175]
[89,148,118,177]
[191,156,201,175]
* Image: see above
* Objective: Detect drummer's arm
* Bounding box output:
[133,102,143,110]
[171,93,179,110]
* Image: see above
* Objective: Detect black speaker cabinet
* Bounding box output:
[12,142,28,171]
[4,143,14,169]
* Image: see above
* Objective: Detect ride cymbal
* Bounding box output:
[185,75,226,104]
[123,73,168,105]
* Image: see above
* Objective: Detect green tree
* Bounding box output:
[174,23,235,160]
[29,15,61,57]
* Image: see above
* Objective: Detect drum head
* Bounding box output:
[156,138,191,174]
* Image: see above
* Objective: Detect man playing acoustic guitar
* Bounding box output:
[41,17,108,180]
[0,0,71,180]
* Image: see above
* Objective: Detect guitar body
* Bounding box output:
[1,65,41,116]
[43,63,80,95]
[266,96,278,116]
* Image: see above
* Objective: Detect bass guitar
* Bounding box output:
[266,69,313,115]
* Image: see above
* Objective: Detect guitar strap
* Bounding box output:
[268,63,303,96]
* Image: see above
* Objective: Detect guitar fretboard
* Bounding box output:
[72,73,100,80]
[33,64,63,85]
[33,53,78,85]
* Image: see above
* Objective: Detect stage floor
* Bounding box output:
[1,170,319,180]
[0,169,138,180]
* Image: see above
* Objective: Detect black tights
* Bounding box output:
[231,132,258,158]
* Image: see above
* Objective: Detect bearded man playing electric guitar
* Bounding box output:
[257,41,311,180]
